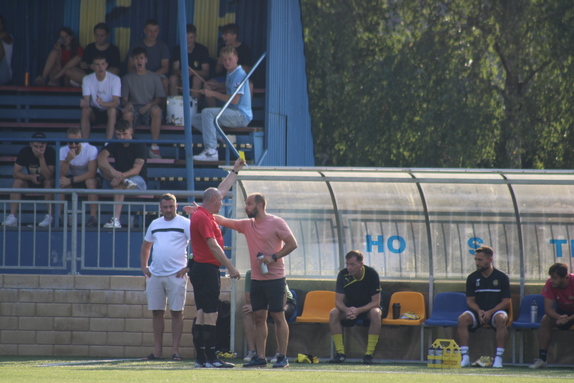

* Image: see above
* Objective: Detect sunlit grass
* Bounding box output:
[0,356,573,383]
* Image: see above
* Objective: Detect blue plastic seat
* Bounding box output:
[512,294,546,364]
[424,292,467,327]
[512,294,545,329]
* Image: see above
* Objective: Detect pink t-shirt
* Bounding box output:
[231,215,293,280]
[542,274,574,313]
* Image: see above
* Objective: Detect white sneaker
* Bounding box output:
[529,358,547,369]
[492,355,503,368]
[124,179,137,190]
[461,354,470,367]
[2,214,17,227]
[103,218,121,228]
[193,149,218,161]
[149,147,161,159]
[270,351,280,363]
[38,214,53,227]
[244,350,256,362]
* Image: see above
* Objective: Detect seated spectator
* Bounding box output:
[97,120,147,229]
[59,128,99,227]
[80,55,121,139]
[0,14,14,86]
[35,27,83,87]
[1,132,55,227]
[205,23,252,108]
[242,270,296,363]
[168,24,209,98]
[529,262,574,369]
[127,19,170,96]
[122,47,165,159]
[192,46,252,161]
[329,250,382,365]
[67,22,121,86]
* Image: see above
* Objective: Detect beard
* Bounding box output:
[246,207,258,219]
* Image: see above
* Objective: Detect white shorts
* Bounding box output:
[146,273,188,311]
[464,309,508,329]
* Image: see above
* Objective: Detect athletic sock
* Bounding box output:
[366,334,379,355]
[496,347,505,357]
[203,324,218,360]
[192,324,205,362]
[460,346,469,356]
[332,333,344,355]
[539,349,547,362]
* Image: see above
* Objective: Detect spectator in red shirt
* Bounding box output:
[35,27,84,87]
[529,262,574,369]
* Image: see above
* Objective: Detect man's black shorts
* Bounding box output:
[340,307,383,327]
[250,278,286,312]
[189,261,220,314]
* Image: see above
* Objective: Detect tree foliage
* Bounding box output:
[301,0,574,168]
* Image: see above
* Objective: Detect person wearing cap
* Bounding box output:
[1,132,56,227]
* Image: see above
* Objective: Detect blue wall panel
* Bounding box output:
[264,0,314,166]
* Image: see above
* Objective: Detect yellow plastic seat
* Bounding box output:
[295,290,336,323]
[381,291,426,326]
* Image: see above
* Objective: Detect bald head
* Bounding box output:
[203,187,223,214]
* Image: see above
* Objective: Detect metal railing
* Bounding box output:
[0,189,233,275]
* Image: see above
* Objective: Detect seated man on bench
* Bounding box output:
[192,46,252,161]
[2,132,56,227]
[97,120,147,229]
[329,250,382,365]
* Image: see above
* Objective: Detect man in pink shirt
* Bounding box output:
[215,193,298,368]
[529,262,574,369]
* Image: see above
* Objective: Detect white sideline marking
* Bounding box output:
[38,358,143,367]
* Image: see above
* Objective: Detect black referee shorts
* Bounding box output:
[189,261,220,314]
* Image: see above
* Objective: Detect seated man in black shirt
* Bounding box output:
[97,120,147,228]
[329,250,382,365]
[67,22,121,86]
[1,132,56,227]
[457,246,511,368]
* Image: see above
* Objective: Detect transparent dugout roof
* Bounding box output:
[230,167,574,292]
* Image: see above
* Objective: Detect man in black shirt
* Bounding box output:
[329,250,382,365]
[97,120,147,228]
[1,132,56,227]
[457,246,510,368]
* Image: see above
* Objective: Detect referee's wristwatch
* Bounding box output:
[272,254,278,262]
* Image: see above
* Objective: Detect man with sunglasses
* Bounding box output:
[59,127,100,227]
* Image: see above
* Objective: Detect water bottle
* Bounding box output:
[392,303,401,319]
[530,300,538,323]
[257,253,268,274]
[427,345,436,368]
[435,345,443,368]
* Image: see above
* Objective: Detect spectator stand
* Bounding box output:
[0,85,266,192]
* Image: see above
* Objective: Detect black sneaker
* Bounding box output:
[363,354,373,364]
[243,356,267,368]
[205,358,234,368]
[272,355,289,368]
[86,216,98,228]
[329,353,346,363]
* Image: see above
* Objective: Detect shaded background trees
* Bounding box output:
[301,0,574,168]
